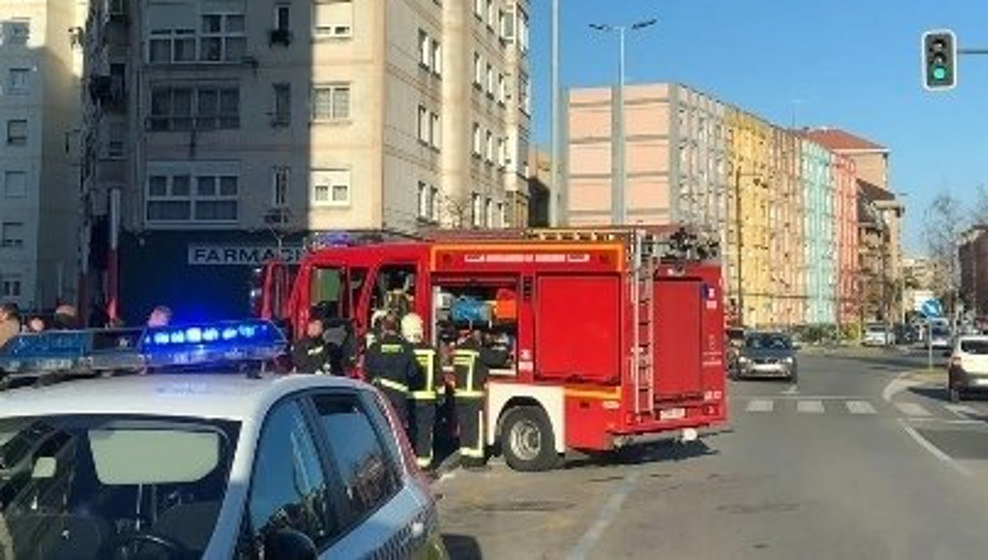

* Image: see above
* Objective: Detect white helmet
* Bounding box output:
[401,313,424,343]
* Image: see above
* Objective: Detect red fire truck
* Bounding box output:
[256,226,727,471]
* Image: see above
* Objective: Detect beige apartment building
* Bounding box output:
[0,0,85,310]
[80,0,531,323]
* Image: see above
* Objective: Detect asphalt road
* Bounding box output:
[435,348,988,560]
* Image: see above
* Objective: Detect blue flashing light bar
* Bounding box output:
[140,319,286,368]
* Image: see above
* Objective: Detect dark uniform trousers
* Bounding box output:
[411,347,440,468]
[453,348,486,462]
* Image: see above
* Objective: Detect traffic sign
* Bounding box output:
[920,299,944,318]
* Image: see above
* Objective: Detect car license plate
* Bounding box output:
[660,408,686,420]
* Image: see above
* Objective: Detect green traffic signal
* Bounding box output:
[923,29,957,90]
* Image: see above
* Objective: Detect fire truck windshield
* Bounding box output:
[310,267,345,320]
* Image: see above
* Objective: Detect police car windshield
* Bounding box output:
[0,414,239,559]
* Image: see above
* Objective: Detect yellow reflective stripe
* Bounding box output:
[413,349,436,388]
[416,456,432,467]
[461,412,485,457]
[564,388,622,400]
[411,391,437,400]
[381,344,404,353]
[374,378,409,393]
[455,390,486,398]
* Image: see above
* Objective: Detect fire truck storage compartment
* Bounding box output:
[433,278,518,373]
[534,275,621,384]
[654,277,703,398]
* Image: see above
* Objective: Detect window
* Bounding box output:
[431,186,440,221]
[272,166,289,207]
[497,136,506,167]
[418,181,431,219]
[417,105,429,144]
[519,72,530,114]
[471,193,482,227]
[498,201,507,228]
[485,130,494,162]
[311,168,350,205]
[473,53,482,86]
[419,29,430,68]
[486,0,495,28]
[148,29,197,64]
[486,63,494,96]
[474,0,483,18]
[518,7,530,52]
[3,20,30,46]
[485,198,494,227]
[314,0,353,37]
[0,276,20,298]
[3,171,26,198]
[106,122,126,158]
[200,14,246,62]
[273,82,291,126]
[6,119,26,146]
[312,394,400,520]
[501,10,515,41]
[430,112,441,149]
[312,84,351,121]
[472,123,481,156]
[497,72,506,104]
[275,4,291,32]
[1,222,24,248]
[432,39,442,75]
[145,162,239,224]
[246,400,340,549]
[7,68,28,94]
[149,85,239,131]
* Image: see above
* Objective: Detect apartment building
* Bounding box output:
[801,139,836,324]
[833,152,860,325]
[81,0,530,323]
[958,228,988,317]
[0,0,85,310]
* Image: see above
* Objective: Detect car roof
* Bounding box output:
[0,373,368,421]
[957,335,988,342]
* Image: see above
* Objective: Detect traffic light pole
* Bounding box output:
[959,48,988,55]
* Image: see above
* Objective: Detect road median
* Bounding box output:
[902,368,946,385]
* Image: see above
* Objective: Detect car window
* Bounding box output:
[310,392,401,525]
[745,334,791,350]
[243,400,339,554]
[0,415,237,559]
[960,340,988,355]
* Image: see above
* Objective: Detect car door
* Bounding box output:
[304,388,439,559]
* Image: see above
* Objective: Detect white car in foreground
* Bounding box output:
[0,321,448,560]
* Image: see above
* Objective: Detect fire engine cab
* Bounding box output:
[255,226,727,471]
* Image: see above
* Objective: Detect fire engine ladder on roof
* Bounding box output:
[631,231,656,416]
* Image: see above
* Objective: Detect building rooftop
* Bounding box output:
[800,127,887,153]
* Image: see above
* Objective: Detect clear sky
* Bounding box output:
[528,0,988,255]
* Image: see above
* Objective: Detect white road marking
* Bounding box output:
[846,400,877,415]
[883,371,922,402]
[781,384,799,395]
[797,400,825,414]
[895,402,932,417]
[567,472,641,560]
[944,404,979,418]
[746,399,774,412]
[745,395,868,401]
[898,418,971,476]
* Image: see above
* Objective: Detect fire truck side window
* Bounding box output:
[310,267,343,319]
[368,265,416,326]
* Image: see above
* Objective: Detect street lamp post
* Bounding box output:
[550,0,560,226]
[590,18,657,225]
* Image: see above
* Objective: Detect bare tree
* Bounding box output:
[923,191,968,311]
[972,184,988,226]
[441,191,475,229]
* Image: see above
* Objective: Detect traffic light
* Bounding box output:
[923,29,957,91]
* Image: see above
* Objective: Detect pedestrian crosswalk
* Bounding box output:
[737,397,980,420]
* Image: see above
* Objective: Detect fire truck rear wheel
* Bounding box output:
[501,406,560,472]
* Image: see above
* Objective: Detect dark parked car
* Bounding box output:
[731,331,798,383]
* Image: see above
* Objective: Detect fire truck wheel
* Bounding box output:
[500,406,560,472]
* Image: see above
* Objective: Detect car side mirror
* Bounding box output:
[264,529,317,560]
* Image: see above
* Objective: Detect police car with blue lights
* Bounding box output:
[0,320,449,559]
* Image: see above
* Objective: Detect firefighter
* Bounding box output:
[291,318,331,374]
[401,312,441,468]
[364,313,421,434]
[453,328,509,466]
